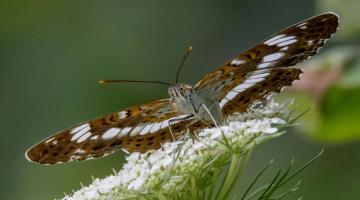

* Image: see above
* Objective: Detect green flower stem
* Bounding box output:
[191,176,198,200]
[216,150,251,200]
[154,191,167,200]
[226,149,253,199]
[207,168,221,200]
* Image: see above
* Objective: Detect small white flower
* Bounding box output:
[128,175,146,190]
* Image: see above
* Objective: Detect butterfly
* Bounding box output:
[26,13,338,164]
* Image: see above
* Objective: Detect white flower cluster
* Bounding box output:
[63,99,291,200]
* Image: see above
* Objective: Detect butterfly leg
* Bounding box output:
[180,120,200,142]
[188,126,201,142]
[183,126,196,142]
[168,115,194,141]
[200,104,219,128]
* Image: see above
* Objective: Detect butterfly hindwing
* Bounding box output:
[220,68,303,116]
[26,99,193,164]
[194,12,338,116]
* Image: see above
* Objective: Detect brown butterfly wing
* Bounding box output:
[26,99,193,164]
[220,68,303,116]
[194,13,338,116]
[26,13,339,165]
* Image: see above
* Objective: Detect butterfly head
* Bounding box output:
[168,83,193,99]
[169,83,196,114]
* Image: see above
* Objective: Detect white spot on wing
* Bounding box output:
[139,124,153,135]
[77,132,91,143]
[222,71,270,106]
[225,91,238,101]
[118,111,127,120]
[242,73,269,85]
[130,125,144,137]
[280,46,289,51]
[173,114,190,120]
[249,72,270,79]
[70,123,90,134]
[150,123,162,133]
[158,114,190,129]
[243,78,263,85]
[90,135,98,140]
[300,25,307,29]
[251,69,270,75]
[266,36,296,46]
[119,127,132,137]
[264,34,286,45]
[71,126,91,141]
[307,40,314,45]
[233,84,249,92]
[74,148,85,154]
[277,39,297,47]
[102,128,121,139]
[231,58,246,65]
[160,121,169,129]
[263,52,285,62]
[258,62,274,69]
[219,99,228,108]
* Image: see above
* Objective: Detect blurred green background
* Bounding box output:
[1,0,359,199]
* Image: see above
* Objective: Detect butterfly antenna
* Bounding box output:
[98,79,171,86]
[175,46,193,83]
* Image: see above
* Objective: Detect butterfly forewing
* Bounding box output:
[194,13,338,116]
[26,99,193,164]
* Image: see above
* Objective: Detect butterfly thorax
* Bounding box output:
[168,83,223,125]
